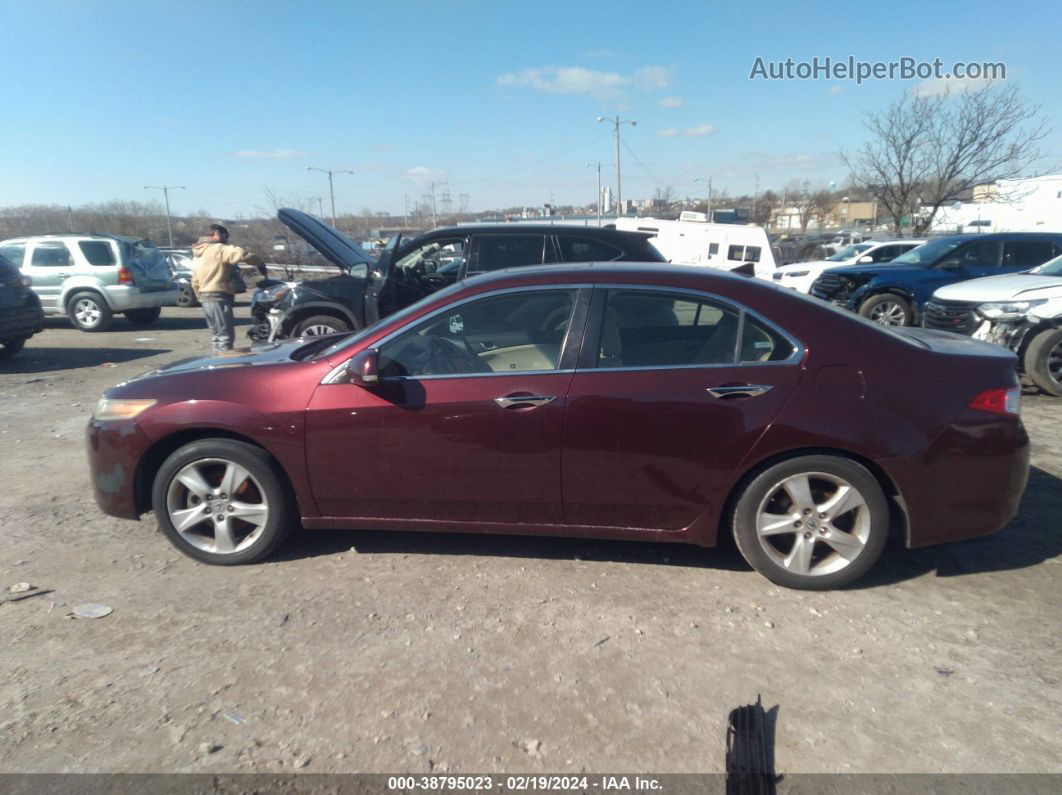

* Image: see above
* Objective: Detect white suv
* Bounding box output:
[0,234,177,331]
[772,239,926,294]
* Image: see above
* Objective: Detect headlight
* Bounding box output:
[977,299,1047,320]
[255,283,293,303]
[784,270,809,278]
[93,398,157,421]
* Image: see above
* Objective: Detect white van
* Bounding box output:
[612,217,776,280]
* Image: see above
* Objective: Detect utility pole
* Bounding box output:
[404,193,410,226]
[144,184,186,247]
[306,167,354,227]
[586,162,608,226]
[753,173,760,224]
[314,197,325,218]
[597,115,636,218]
[67,205,74,233]
[429,182,438,228]
[694,177,713,221]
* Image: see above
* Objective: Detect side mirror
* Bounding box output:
[345,348,379,387]
[732,262,756,277]
[857,255,874,264]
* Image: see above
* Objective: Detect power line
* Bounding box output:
[620,138,666,187]
[451,132,611,186]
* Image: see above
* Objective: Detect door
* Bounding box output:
[562,287,804,530]
[23,241,74,312]
[468,234,550,275]
[305,287,588,524]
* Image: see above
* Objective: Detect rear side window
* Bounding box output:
[473,235,545,272]
[557,236,623,263]
[1002,240,1057,267]
[597,290,741,367]
[31,242,72,267]
[0,243,26,267]
[79,241,116,266]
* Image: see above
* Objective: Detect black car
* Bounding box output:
[250,209,668,341]
[0,252,44,358]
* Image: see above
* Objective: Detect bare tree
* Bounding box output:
[789,182,834,234]
[653,185,675,206]
[843,84,1051,236]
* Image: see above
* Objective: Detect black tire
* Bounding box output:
[292,314,351,337]
[176,285,199,308]
[858,293,912,327]
[67,291,113,332]
[152,439,295,565]
[1023,328,1062,397]
[0,338,26,358]
[124,307,162,325]
[731,455,890,590]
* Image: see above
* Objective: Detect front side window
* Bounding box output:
[952,239,1001,267]
[557,236,623,263]
[378,289,577,378]
[30,242,72,267]
[79,240,116,266]
[473,235,546,272]
[869,245,899,262]
[394,238,466,279]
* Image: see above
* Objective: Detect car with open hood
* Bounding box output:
[249,209,667,341]
[809,233,1062,326]
[924,254,1062,396]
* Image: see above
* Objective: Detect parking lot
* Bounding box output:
[1,304,1060,775]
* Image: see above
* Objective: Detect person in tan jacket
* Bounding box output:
[191,224,265,352]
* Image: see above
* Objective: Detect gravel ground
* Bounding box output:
[1,305,1060,775]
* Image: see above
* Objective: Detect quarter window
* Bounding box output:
[473,235,546,272]
[378,289,577,378]
[30,242,72,267]
[741,316,796,362]
[79,241,116,266]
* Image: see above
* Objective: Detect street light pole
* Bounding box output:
[597,115,636,217]
[586,162,608,226]
[144,184,185,247]
[694,177,713,221]
[307,167,354,227]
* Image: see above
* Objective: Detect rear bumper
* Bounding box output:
[106,286,179,311]
[86,418,153,520]
[882,417,1031,548]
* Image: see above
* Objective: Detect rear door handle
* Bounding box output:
[706,384,773,399]
[494,394,556,409]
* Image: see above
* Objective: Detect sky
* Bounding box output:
[1,0,1060,218]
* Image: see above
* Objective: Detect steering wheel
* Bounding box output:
[540,306,571,335]
[429,336,487,374]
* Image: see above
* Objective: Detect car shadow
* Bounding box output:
[41,314,251,333]
[272,466,1062,588]
[0,346,171,373]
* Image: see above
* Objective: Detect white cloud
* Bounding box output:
[403,165,446,183]
[659,96,684,108]
[657,124,717,138]
[232,148,309,159]
[914,76,994,97]
[496,64,672,98]
[828,84,845,95]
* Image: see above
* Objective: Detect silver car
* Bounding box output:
[0,234,177,331]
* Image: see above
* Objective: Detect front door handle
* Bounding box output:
[56,273,69,279]
[494,394,556,409]
[706,384,773,399]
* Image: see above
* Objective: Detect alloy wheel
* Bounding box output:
[754,471,872,577]
[1049,338,1062,388]
[165,458,270,554]
[74,298,102,328]
[301,323,340,336]
[868,300,907,326]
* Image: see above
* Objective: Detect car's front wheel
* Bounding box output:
[732,455,890,590]
[67,291,113,332]
[152,439,294,565]
[124,307,162,325]
[293,314,351,337]
[0,338,26,358]
[858,294,912,326]
[1023,328,1062,397]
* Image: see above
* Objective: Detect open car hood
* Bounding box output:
[277,208,374,273]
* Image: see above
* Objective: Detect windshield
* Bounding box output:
[890,238,962,266]
[826,243,873,262]
[1036,255,1062,276]
[312,279,468,360]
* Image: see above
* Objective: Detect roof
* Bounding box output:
[462,261,753,289]
[423,224,651,239]
[0,233,144,244]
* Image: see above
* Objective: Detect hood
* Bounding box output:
[120,336,341,383]
[933,272,1062,303]
[823,263,925,280]
[777,260,833,275]
[277,208,374,273]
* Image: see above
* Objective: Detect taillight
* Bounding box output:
[968,387,1021,416]
[118,266,134,284]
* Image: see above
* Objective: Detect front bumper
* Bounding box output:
[86,418,153,520]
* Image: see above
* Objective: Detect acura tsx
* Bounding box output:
[87,263,1030,589]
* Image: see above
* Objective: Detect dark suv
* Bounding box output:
[0,252,43,358]
[250,209,666,341]
[809,233,1062,326]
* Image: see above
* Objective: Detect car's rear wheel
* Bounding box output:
[0,338,26,358]
[67,291,113,332]
[293,314,351,337]
[152,439,294,565]
[732,455,890,590]
[176,285,199,308]
[124,307,162,325]
[859,294,912,326]
[1023,328,1062,397]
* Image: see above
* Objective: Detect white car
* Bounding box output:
[772,239,926,293]
[924,256,1062,395]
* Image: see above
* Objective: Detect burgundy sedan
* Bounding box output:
[87,264,1029,589]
